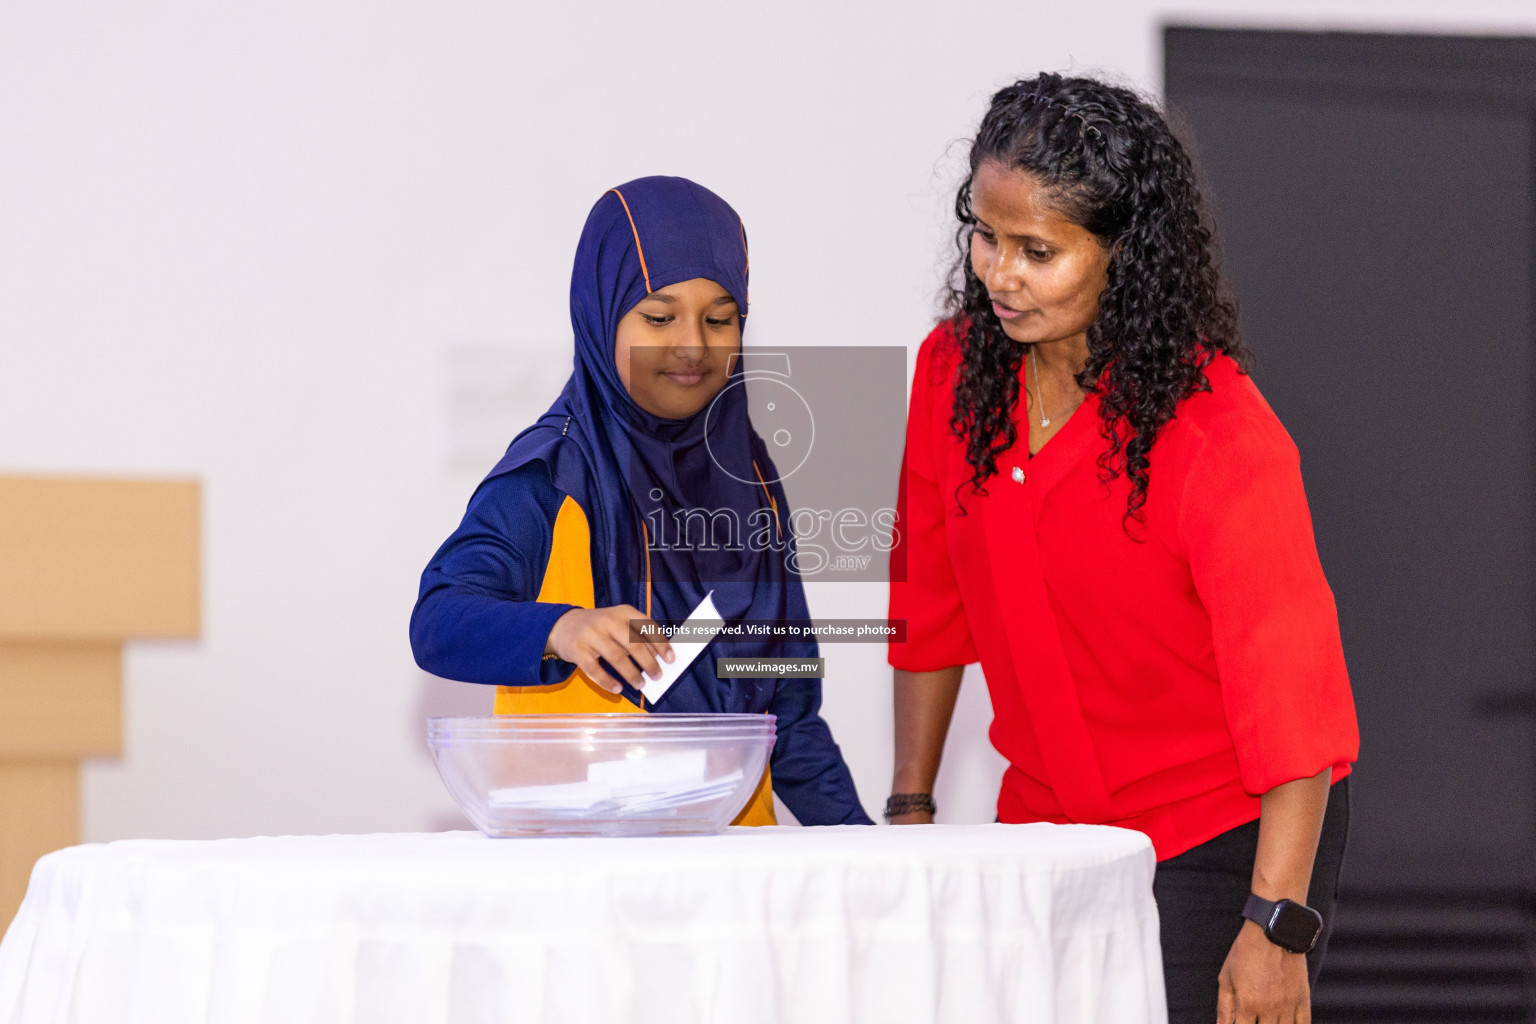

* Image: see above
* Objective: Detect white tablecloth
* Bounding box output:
[0,824,1164,1024]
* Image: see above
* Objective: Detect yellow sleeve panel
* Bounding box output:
[493,495,636,716]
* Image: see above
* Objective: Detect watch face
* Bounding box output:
[1269,901,1324,953]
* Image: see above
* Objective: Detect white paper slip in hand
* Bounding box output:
[641,589,722,704]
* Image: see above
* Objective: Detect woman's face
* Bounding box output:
[968,160,1111,349]
[615,277,742,419]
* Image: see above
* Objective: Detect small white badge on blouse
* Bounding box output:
[1012,466,1025,484]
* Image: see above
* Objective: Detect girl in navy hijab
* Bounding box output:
[411,176,871,826]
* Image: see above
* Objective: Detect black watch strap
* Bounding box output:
[1242,893,1323,954]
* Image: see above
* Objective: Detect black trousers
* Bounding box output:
[1152,777,1351,1024]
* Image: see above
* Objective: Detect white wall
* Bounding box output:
[2,0,1532,841]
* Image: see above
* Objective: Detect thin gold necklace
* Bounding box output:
[1029,346,1050,428]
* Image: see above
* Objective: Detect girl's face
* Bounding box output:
[968,159,1111,349]
[615,277,742,419]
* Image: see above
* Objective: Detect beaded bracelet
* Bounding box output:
[883,793,937,822]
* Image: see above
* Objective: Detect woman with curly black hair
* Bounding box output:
[886,74,1359,1023]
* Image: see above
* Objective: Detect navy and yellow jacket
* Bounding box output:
[410,461,873,826]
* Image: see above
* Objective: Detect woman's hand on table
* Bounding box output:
[890,666,964,824]
[546,605,674,693]
[1217,921,1309,1024]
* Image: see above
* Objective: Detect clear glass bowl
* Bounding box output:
[428,714,777,837]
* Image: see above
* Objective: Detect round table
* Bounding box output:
[0,824,1164,1024]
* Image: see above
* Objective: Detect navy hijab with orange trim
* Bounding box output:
[483,176,812,668]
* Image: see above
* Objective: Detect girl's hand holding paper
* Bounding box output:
[545,605,674,694]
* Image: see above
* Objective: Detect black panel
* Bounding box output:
[1165,29,1536,895]
[1167,27,1536,102]
[1313,895,1536,1023]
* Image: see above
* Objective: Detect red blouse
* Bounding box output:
[889,323,1359,860]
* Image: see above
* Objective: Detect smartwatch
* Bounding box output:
[1241,894,1323,954]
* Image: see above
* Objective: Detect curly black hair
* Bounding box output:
[946,72,1250,527]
